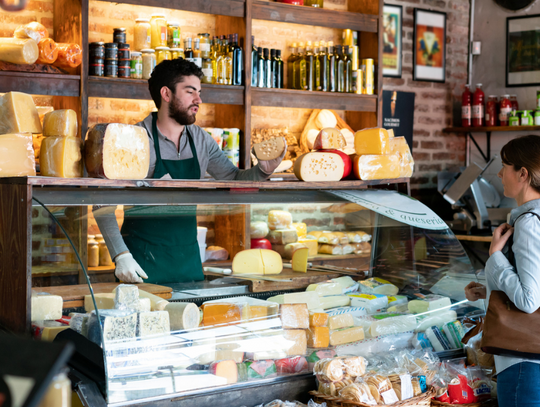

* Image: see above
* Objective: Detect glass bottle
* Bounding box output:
[251,35,258,87]
[287,43,298,89]
[184,38,193,59]
[265,48,272,88]
[225,36,233,85]
[167,22,180,49]
[201,58,214,84]
[344,45,353,93]
[257,47,265,88]
[150,14,167,49]
[134,18,151,51]
[231,33,243,86]
[472,83,485,127]
[313,41,321,91]
[319,40,328,92]
[305,41,315,91]
[275,49,284,89]
[297,42,307,90]
[461,84,472,127]
[212,37,220,81]
[198,33,211,59]
[193,37,201,58]
[327,41,336,92]
[217,37,230,85]
[336,45,344,93]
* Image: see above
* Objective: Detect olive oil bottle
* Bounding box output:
[297,42,307,90]
[313,41,321,91]
[287,43,298,89]
[336,45,344,93]
[305,41,315,91]
[327,41,336,92]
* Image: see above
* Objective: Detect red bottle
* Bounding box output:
[472,84,485,127]
[499,95,512,126]
[510,95,519,111]
[461,84,472,127]
[485,96,498,127]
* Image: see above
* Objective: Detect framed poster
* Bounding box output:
[413,8,446,83]
[506,14,540,87]
[382,90,415,152]
[383,4,402,78]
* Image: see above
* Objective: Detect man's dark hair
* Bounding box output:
[148,58,203,109]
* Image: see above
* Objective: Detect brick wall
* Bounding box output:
[0,0,53,37]
[383,0,470,190]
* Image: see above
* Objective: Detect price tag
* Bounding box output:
[400,374,414,400]
[382,389,399,404]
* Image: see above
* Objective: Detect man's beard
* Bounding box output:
[168,96,197,125]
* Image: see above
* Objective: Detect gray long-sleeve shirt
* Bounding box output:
[94,114,271,259]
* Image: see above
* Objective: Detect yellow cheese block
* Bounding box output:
[298,238,318,256]
[283,329,307,356]
[41,325,69,341]
[280,303,309,329]
[329,326,364,346]
[202,303,241,326]
[294,152,344,182]
[309,312,328,327]
[390,137,414,177]
[353,154,400,180]
[291,222,307,238]
[0,92,42,134]
[292,247,309,273]
[232,249,283,275]
[354,128,390,155]
[272,242,308,260]
[267,210,292,230]
[307,326,330,348]
[84,293,115,312]
[42,109,78,137]
[40,136,83,178]
[0,133,36,177]
[0,38,39,65]
[328,314,354,330]
[267,229,298,245]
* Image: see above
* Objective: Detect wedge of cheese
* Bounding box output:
[313,128,347,150]
[84,123,150,179]
[354,128,390,155]
[292,247,309,273]
[40,136,83,177]
[232,249,283,275]
[254,137,286,161]
[390,137,414,177]
[294,152,344,182]
[291,222,307,238]
[42,109,78,137]
[0,92,42,134]
[0,133,36,177]
[298,238,318,256]
[353,154,400,180]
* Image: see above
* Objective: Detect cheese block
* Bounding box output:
[250,221,269,239]
[294,152,344,182]
[267,292,321,311]
[307,326,330,348]
[165,302,199,330]
[306,282,342,297]
[309,312,328,327]
[390,136,415,177]
[215,349,244,364]
[318,232,340,245]
[0,38,39,65]
[254,137,286,161]
[353,154,400,180]
[331,276,357,290]
[408,295,451,314]
[41,324,69,341]
[318,244,343,255]
[37,106,54,124]
[84,123,150,179]
[138,298,151,312]
[202,303,241,326]
[42,109,78,137]
[84,293,115,312]
[267,229,298,245]
[320,295,351,310]
[369,315,417,337]
[292,247,309,273]
[114,284,139,311]
[283,329,307,356]
[354,128,390,155]
[92,309,137,343]
[272,242,308,260]
[31,294,62,321]
[135,289,169,311]
[247,305,270,320]
[14,22,49,42]
[138,311,170,337]
[69,313,89,334]
[315,110,337,129]
[298,238,318,256]
[0,92,42,134]
[329,326,364,346]
[280,304,309,329]
[40,136,83,178]
[232,249,282,275]
[267,210,292,230]
[359,278,399,295]
[291,222,307,238]
[313,128,347,150]
[209,360,238,383]
[328,314,354,330]
[0,133,36,176]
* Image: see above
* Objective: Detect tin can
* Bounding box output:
[89,42,105,59]
[222,128,240,150]
[355,69,363,94]
[225,149,240,168]
[105,43,118,59]
[89,63,104,76]
[117,43,130,60]
[113,28,126,44]
[362,59,374,95]
[105,63,118,78]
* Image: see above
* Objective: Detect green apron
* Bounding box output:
[121,113,204,284]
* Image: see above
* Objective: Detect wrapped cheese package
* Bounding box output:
[354,128,390,155]
[390,136,415,177]
[267,210,292,230]
[40,136,83,177]
[201,303,241,326]
[84,123,150,179]
[14,22,49,42]
[0,38,39,64]
[42,109,78,137]
[54,43,82,68]
[0,92,42,134]
[294,152,344,182]
[0,133,36,176]
[353,154,400,180]
[36,38,58,64]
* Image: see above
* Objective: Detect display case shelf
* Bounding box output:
[0,71,81,97]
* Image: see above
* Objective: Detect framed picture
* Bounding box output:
[506,14,540,87]
[383,4,402,78]
[413,8,446,83]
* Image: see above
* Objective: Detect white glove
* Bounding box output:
[114,253,148,283]
[255,138,288,175]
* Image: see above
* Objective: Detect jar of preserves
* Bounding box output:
[155,46,171,65]
[141,49,156,79]
[167,22,181,49]
[130,51,143,79]
[89,42,105,59]
[104,42,118,59]
[88,242,99,267]
[150,14,167,48]
[113,28,126,44]
[485,95,498,127]
[95,234,113,267]
[201,58,214,83]
[472,83,485,127]
[134,18,151,51]
[499,94,512,126]
[510,94,519,111]
[198,33,211,58]
[170,48,181,59]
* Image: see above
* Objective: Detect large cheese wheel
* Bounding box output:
[37,38,58,64]
[353,154,400,180]
[43,109,78,137]
[85,123,150,179]
[232,249,282,275]
[0,92,42,134]
[40,136,83,178]
[294,152,344,182]
[0,38,39,64]
[0,133,36,177]
[165,302,199,330]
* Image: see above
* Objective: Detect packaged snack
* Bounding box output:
[339,382,377,405]
[276,356,309,374]
[313,358,344,383]
[363,374,396,404]
[338,356,367,377]
[54,43,82,68]
[306,349,336,370]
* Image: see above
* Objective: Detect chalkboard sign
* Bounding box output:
[495,0,535,11]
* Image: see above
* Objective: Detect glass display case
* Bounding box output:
[0,178,486,405]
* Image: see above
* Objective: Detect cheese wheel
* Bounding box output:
[313,128,347,150]
[36,38,58,64]
[254,137,286,161]
[250,221,269,239]
[14,22,49,42]
[0,37,39,65]
[294,152,344,182]
[43,109,78,137]
[40,136,83,178]
[165,302,199,330]
[54,43,82,68]
[0,133,36,177]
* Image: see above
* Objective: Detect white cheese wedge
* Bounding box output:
[31,294,62,321]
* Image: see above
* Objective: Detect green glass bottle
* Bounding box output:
[305,41,315,91]
[287,43,298,89]
[327,41,336,92]
[314,41,321,91]
[336,45,344,93]
[297,42,307,90]
[319,41,328,92]
[344,45,353,93]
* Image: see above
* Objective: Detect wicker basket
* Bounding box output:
[431,399,496,407]
[310,387,435,407]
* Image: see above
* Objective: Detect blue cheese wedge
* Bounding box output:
[87,309,137,345]
[138,311,170,337]
[114,284,139,311]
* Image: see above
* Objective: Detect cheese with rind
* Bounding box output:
[40,136,83,178]
[353,154,400,180]
[267,229,298,245]
[291,222,307,238]
[309,312,328,327]
[272,242,308,260]
[307,282,343,297]
[354,128,390,155]
[313,128,347,150]
[254,137,286,161]
[267,210,292,230]
[42,109,78,137]
[135,289,169,311]
[232,249,283,275]
[165,302,200,330]
[31,294,62,321]
[390,137,414,177]
[138,310,170,337]
[298,238,318,256]
[0,92,42,134]
[0,133,36,177]
[294,152,344,182]
[292,247,309,273]
[0,38,39,65]
[250,221,269,239]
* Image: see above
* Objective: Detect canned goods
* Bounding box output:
[113,28,126,44]
[105,43,118,59]
[105,63,118,78]
[225,149,240,168]
[222,128,240,150]
[118,66,130,78]
[117,43,130,60]
[105,58,118,65]
[89,63,104,76]
[118,59,131,67]
[89,42,105,59]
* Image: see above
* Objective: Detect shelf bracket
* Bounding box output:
[467,132,491,163]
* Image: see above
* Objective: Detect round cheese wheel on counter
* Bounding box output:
[250,221,269,239]
[251,238,272,250]
[318,149,352,178]
[294,152,344,182]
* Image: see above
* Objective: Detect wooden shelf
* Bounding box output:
[103,0,245,17]
[455,234,492,243]
[0,71,80,97]
[252,88,378,112]
[252,0,378,32]
[444,126,540,133]
[88,77,244,105]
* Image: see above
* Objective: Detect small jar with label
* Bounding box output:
[499,94,512,126]
[485,95,498,127]
[105,59,118,78]
[150,14,167,48]
[89,42,105,59]
[130,51,143,79]
[113,27,126,44]
[198,33,211,58]
[521,110,533,126]
[535,110,540,126]
[134,18,151,51]
[155,46,171,65]
[141,49,156,79]
[167,22,181,49]
[88,235,99,268]
[201,58,214,83]
[509,111,520,127]
[170,48,182,59]
[105,42,118,59]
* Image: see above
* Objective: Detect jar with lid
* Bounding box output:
[130,51,143,79]
[170,48,182,59]
[521,110,533,126]
[150,14,167,48]
[198,33,211,58]
[499,94,512,126]
[113,28,126,44]
[141,49,156,79]
[155,46,171,65]
[509,110,520,127]
[167,22,181,49]
[485,95,498,127]
[87,235,99,268]
[535,110,540,126]
[95,234,113,267]
[510,94,519,111]
[38,369,71,407]
[201,58,214,83]
[134,18,151,51]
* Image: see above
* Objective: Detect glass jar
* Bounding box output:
[38,369,71,407]
[130,51,143,79]
[155,46,171,65]
[141,49,156,79]
[150,14,167,49]
[95,234,113,267]
[88,242,99,268]
[113,28,126,44]
[304,0,323,6]
[170,48,182,59]
[485,95,498,127]
[167,22,181,49]
[198,33,211,59]
[499,94,511,126]
[201,58,214,83]
[510,94,519,111]
[134,18,151,51]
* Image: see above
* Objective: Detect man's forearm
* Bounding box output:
[93,206,129,260]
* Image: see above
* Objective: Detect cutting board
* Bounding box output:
[37,283,172,309]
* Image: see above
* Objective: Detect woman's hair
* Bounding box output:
[501,135,540,193]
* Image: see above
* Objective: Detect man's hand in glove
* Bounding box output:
[114,252,148,283]
[255,137,288,175]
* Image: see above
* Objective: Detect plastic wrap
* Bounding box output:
[339,382,377,405]
[313,128,346,150]
[39,136,83,177]
[14,22,48,42]
[283,329,307,356]
[42,109,78,137]
[362,374,397,404]
[267,210,293,231]
[347,294,388,314]
[280,303,309,329]
[359,278,399,296]
[462,318,494,371]
[54,43,82,68]
[332,232,350,245]
[294,152,344,182]
[330,326,365,346]
[0,37,38,64]
[307,327,330,348]
[314,358,345,382]
[245,360,277,379]
[317,232,339,245]
[0,133,36,177]
[328,314,354,330]
[36,38,58,64]
[250,221,269,238]
[84,123,150,179]
[353,154,400,181]
[320,296,351,310]
[307,349,336,370]
[318,244,343,255]
[276,356,309,374]
[205,245,229,261]
[338,356,367,377]
[201,303,241,326]
[307,283,342,297]
[415,310,457,332]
